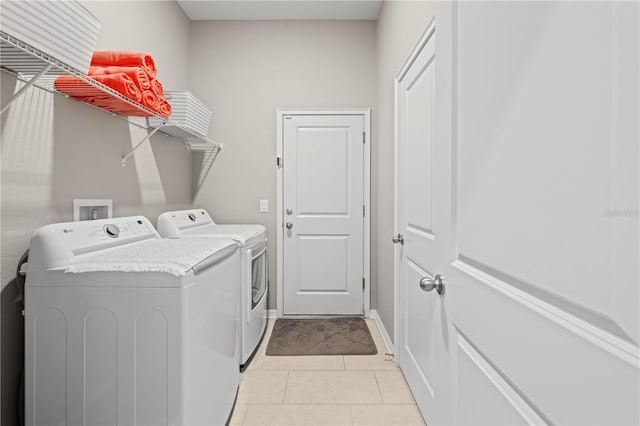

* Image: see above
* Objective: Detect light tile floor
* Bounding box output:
[230,319,426,426]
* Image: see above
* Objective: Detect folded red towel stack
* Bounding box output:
[54,51,172,118]
[91,51,158,79]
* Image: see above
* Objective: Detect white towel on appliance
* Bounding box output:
[181,224,266,244]
[65,238,237,277]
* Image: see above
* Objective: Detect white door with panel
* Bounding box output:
[395,22,454,426]
[283,114,365,315]
[396,2,639,425]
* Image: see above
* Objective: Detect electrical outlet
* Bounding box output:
[260,199,268,212]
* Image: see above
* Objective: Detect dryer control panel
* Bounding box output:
[157,209,214,237]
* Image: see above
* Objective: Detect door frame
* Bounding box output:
[276,108,371,318]
[393,18,437,356]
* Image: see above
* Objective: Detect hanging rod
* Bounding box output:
[121,120,167,167]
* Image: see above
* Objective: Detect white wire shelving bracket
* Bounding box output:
[0,31,223,167]
[121,119,167,167]
[0,63,52,114]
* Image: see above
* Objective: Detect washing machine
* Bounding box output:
[24,216,240,426]
[157,209,267,369]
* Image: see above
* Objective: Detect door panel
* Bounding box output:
[297,127,350,215]
[283,114,365,315]
[406,262,438,393]
[297,235,349,292]
[406,62,435,235]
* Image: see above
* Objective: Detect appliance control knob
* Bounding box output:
[188,213,196,222]
[104,224,120,238]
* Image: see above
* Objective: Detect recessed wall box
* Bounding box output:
[73,199,113,221]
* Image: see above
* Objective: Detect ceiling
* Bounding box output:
[176,1,383,21]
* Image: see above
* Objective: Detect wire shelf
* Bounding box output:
[0,31,221,157]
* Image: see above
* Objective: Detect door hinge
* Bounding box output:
[362,277,365,289]
[276,156,282,166]
[285,115,292,120]
[362,132,366,144]
[363,205,365,217]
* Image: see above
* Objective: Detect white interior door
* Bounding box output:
[443,2,639,424]
[397,2,639,425]
[282,114,365,315]
[395,22,453,426]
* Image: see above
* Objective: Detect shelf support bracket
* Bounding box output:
[0,64,53,115]
[121,119,167,166]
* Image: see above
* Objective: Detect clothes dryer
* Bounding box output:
[157,209,267,369]
[25,216,239,426]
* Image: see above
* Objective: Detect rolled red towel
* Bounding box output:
[91,51,157,79]
[141,90,160,111]
[150,79,164,98]
[84,96,152,117]
[89,65,151,90]
[158,99,172,117]
[55,73,141,102]
[90,73,141,102]
[140,90,171,117]
[53,90,152,117]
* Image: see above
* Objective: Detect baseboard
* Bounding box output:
[266,309,277,319]
[369,309,394,354]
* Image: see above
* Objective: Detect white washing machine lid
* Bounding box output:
[64,238,237,277]
[158,209,265,245]
[178,224,266,245]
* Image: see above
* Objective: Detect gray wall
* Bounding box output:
[374,1,435,340]
[0,2,191,424]
[189,20,377,309]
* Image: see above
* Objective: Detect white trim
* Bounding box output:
[457,333,547,426]
[453,259,640,367]
[397,17,437,82]
[276,108,371,318]
[363,111,371,317]
[276,109,284,318]
[370,309,394,355]
[393,65,401,361]
[266,309,278,319]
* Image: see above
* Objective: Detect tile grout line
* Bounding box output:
[348,404,354,425]
[372,369,385,404]
[281,370,290,404]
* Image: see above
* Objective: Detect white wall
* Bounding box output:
[375,1,435,341]
[189,20,377,309]
[0,2,191,424]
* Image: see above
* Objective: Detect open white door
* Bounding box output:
[280,112,368,315]
[396,2,639,424]
[395,21,454,426]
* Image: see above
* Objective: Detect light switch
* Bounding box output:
[260,199,268,212]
